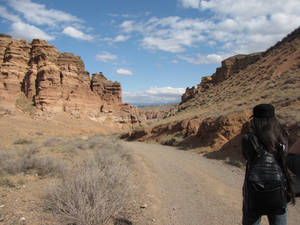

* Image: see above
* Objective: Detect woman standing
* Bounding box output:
[242,104,295,225]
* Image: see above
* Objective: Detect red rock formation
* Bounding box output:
[0,35,31,107]
[211,53,262,84]
[0,35,142,124]
[181,53,262,102]
[181,86,197,103]
[91,72,122,105]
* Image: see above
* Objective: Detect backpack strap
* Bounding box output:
[248,133,264,158]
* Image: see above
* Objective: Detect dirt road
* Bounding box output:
[125,141,300,225]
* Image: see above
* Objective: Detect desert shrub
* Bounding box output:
[225,157,244,168]
[0,149,65,177]
[13,138,33,145]
[43,137,65,147]
[46,141,131,225]
[0,150,23,175]
[75,139,98,150]
[15,92,35,115]
[284,77,297,85]
[30,156,66,176]
[161,135,183,146]
[0,175,17,187]
[0,175,25,188]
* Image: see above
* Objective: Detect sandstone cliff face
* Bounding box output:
[91,72,122,111]
[0,35,141,124]
[0,34,31,106]
[181,53,262,102]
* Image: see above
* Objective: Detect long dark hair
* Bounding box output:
[251,117,296,204]
[252,117,287,152]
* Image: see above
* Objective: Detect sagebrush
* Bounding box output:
[46,138,132,225]
[0,149,66,177]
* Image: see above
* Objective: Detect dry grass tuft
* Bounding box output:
[0,149,66,177]
[15,92,36,115]
[225,157,244,168]
[13,138,33,145]
[161,134,183,146]
[45,138,132,225]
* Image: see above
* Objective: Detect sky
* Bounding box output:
[0,0,300,105]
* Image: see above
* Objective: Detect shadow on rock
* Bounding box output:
[204,134,245,162]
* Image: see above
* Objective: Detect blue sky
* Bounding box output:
[0,0,300,105]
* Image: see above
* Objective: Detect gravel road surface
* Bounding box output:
[125,141,300,225]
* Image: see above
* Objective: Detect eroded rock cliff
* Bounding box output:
[181,53,262,102]
[0,35,141,125]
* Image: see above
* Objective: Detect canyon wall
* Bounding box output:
[0,34,141,124]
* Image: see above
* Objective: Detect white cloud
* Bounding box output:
[8,0,81,26]
[142,37,185,53]
[95,52,117,62]
[120,20,140,33]
[114,35,130,42]
[11,21,54,41]
[179,53,225,64]
[184,0,300,53]
[63,26,93,41]
[123,87,185,105]
[0,6,20,22]
[116,69,133,76]
[179,0,200,8]
[1,1,94,42]
[0,6,54,41]
[146,87,185,95]
[118,0,300,61]
[120,16,209,53]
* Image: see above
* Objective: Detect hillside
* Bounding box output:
[124,27,300,161]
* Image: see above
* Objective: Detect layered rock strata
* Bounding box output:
[181,53,262,102]
[0,35,141,124]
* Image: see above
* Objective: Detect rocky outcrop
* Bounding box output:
[142,109,177,120]
[0,35,142,125]
[124,110,251,158]
[211,53,262,84]
[91,72,122,105]
[181,86,197,103]
[181,53,262,102]
[0,35,31,106]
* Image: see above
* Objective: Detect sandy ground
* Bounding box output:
[0,112,299,225]
[125,141,300,225]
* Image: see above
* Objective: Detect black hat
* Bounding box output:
[252,104,275,118]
